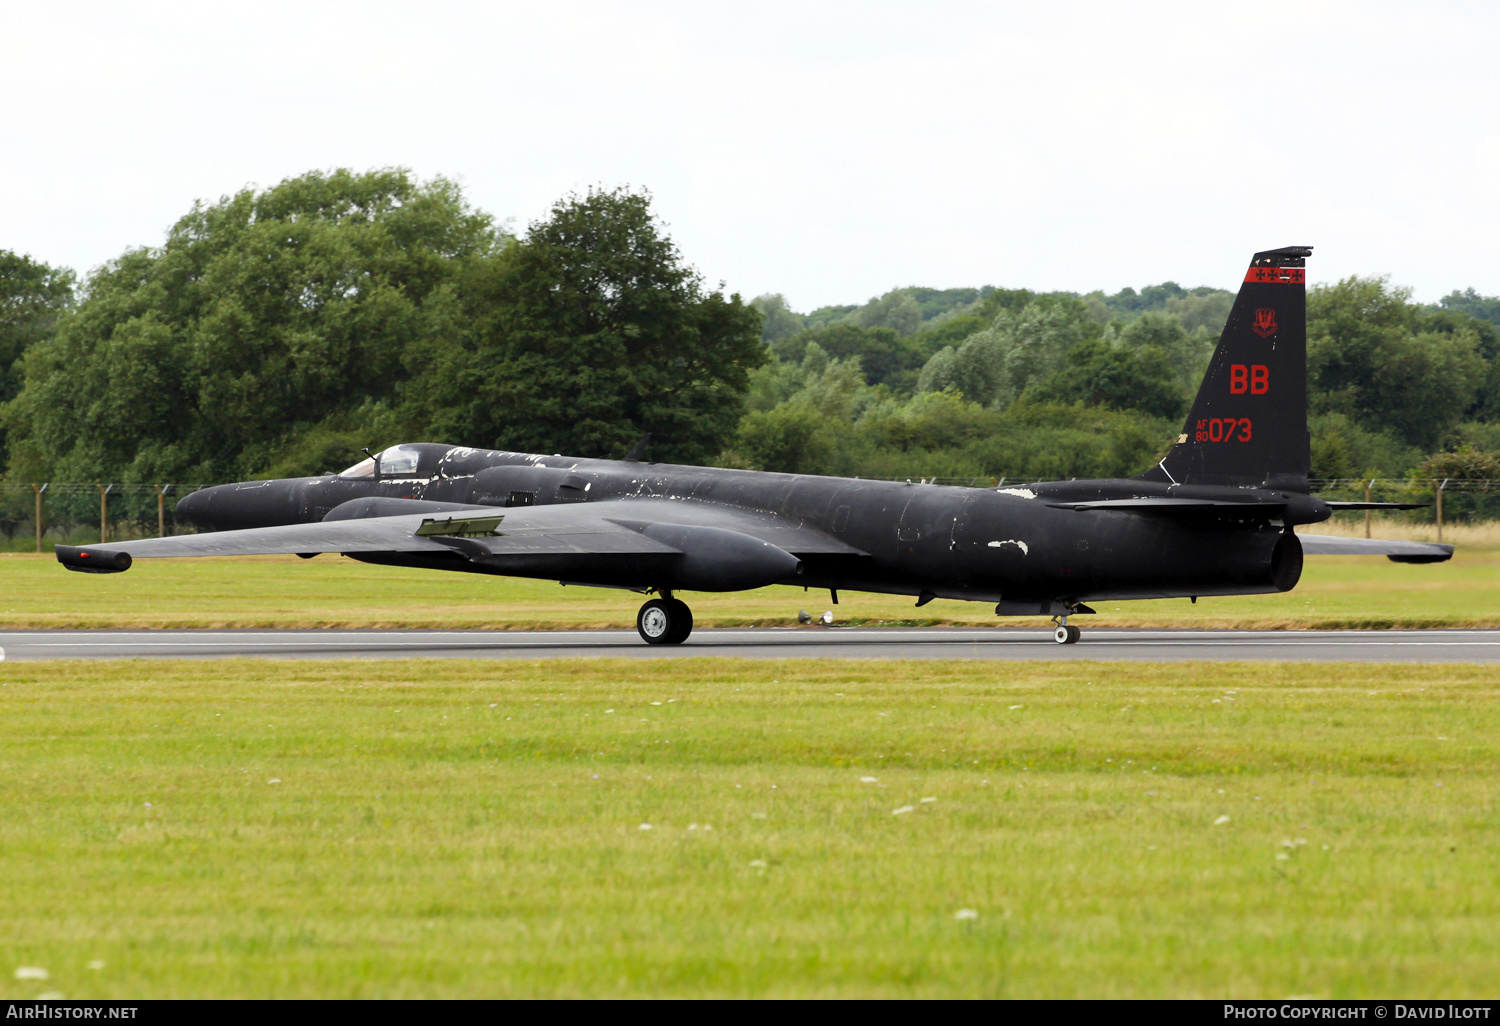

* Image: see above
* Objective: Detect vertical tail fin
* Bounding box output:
[1138,245,1312,491]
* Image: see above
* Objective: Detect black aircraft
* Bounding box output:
[58,246,1451,644]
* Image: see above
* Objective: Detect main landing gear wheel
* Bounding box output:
[637,598,693,645]
[1052,624,1081,645]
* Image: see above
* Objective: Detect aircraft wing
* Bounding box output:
[60,515,464,566]
[1297,534,1454,563]
[55,498,867,590]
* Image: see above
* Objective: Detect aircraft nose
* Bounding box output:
[174,485,219,529]
[175,481,306,531]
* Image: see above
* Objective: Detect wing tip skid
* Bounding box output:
[56,544,133,573]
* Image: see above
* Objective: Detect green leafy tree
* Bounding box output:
[1025,337,1185,420]
[4,169,499,482]
[918,299,1087,407]
[734,403,834,474]
[1092,281,1231,321]
[855,289,923,336]
[1413,443,1500,482]
[1450,421,1500,452]
[750,293,806,342]
[969,402,1173,480]
[757,288,1003,398]
[1413,306,1500,421]
[948,332,1008,405]
[916,345,960,395]
[905,287,986,321]
[793,352,866,421]
[1,252,76,466]
[409,188,764,465]
[906,312,989,352]
[803,303,858,330]
[1438,288,1500,328]
[973,287,1037,322]
[1163,291,1234,335]
[1114,310,1213,397]
[771,323,925,390]
[1306,414,1419,480]
[855,389,996,459]
[1308,276,1484,451]
[743,358,806,413]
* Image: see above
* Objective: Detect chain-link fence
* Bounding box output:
[1310,478,1500,539]
[0,483,212,551]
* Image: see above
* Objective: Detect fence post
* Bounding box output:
[154,484,170,538]
[97,483,114,544]
[1364,479,1373,539]
[33,483,47,553]
[1435,478,1446,543]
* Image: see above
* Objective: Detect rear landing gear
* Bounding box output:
[1052,616,1081,645]
[637,596,693,645]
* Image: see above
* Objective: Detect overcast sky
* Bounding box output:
[4,1,1497,310]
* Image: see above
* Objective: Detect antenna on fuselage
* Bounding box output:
[622,433,653,462]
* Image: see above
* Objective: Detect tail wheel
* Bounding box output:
[637,598,693,645]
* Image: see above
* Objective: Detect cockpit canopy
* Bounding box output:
[339,444,424,478]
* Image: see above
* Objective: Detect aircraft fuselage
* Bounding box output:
[177,443,1326,609]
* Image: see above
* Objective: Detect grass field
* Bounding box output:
[2,527,1499,631]
[0,658,1495,998]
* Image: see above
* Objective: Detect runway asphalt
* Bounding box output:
[2,627,1500,661]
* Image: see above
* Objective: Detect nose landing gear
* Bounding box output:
[637,592,694,645]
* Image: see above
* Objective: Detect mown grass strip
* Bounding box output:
[2,658,1498,998]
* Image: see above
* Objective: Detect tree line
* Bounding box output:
[736,271,1500,485]
[1,171,760,486]
[4,168,1500,510]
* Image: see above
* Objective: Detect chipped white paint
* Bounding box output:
[987,539,1029,555]
[995,487,1036,499]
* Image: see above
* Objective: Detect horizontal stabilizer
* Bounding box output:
[1047,497,1286,515]
[1297,534,1453,563]
[1321,501,1429,511]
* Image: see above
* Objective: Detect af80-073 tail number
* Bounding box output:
[1196,418,1251,442]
